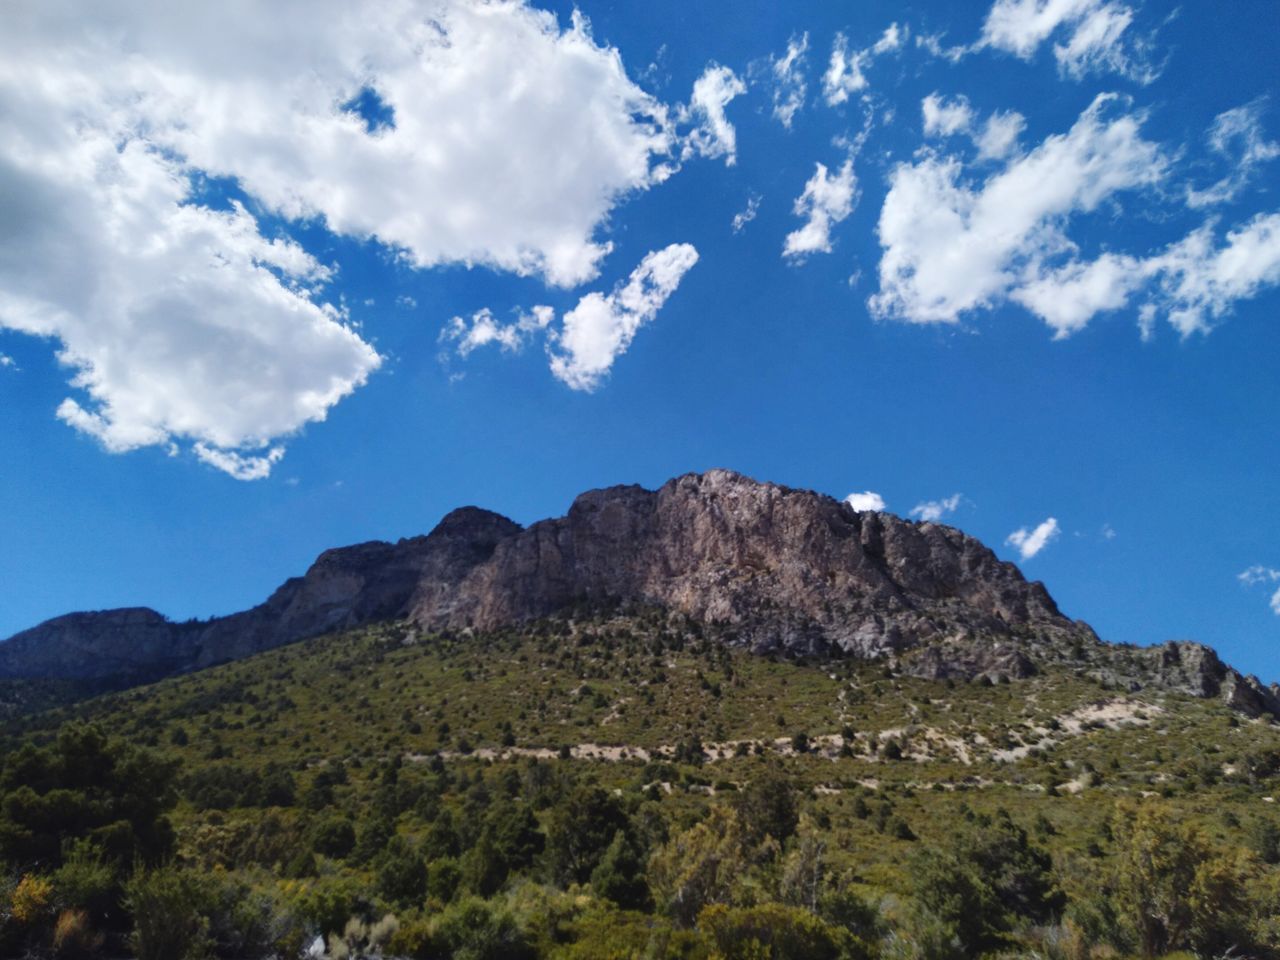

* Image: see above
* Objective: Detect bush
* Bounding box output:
[312,816,357,859]
[51,844,118,923]
[52,908,103,958]
[123,866,213,960]
[428,857,462,903]
[699,902,871,960]
[10,873,54,926]
[389,896,534,960]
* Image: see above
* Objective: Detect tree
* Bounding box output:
[375,837,427,907]
[910,812,1060,955]
[1109,801,1257,958]
[648,806,752,927]
[589,831,652,911]
[0,726,178,869]
[543,786,631,886]
[732,767,798,845]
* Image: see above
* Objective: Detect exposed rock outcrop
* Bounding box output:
[413,470,1086,666]
[0,469,1272,717]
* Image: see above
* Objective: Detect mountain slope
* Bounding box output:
[2,469,1276,716]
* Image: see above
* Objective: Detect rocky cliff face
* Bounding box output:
[0,507,518,680]
[414,471,1081,665]
[2,469,1275,716]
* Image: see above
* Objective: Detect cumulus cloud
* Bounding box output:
[910,493,963,522]
[823,24,906,107]
[0,0,693,476]
[0,354,15,370]
[922,94,976,137]
[783,160,858,260]
[844,491,887,512]
[870,94,1166,327]
[732,194,763,233]
[1006,517,1060,560]
[441,306,554,358]
[549,243,700,391]
[766,34,809,129]
[1187,100,1280,209]
[1239,566,1280,616]
[979,0,1157,82]
[681,65,747,165]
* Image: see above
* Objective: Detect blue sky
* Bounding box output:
[3,0,1280,680]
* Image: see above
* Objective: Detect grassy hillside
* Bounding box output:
[2,613,1278,958]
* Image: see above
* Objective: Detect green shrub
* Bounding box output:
[123,866,213,960]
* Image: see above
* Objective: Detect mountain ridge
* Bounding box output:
[4,469,1277,716]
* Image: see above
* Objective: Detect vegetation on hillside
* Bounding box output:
[1,614,1278,958]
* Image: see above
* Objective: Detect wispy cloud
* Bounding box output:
[732,194,762,234]
[979,0,1159,83]
[1239,566,1280,616]
[764,33,809,129]
[910,493,963,522]
[1187,100,1280,209]
[823,23,906,106]
[440,306,554,358]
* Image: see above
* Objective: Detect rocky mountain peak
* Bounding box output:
[1,470,1274,717]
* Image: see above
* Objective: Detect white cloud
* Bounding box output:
[844,491,887,512]
[1006,517,1060,560]
[977,111,1027,159]
[823,25,906,107]
[910,493,963,522]
[1146,213,1280,336]
[441,305,554,358]
[732,194,762,233]
[1010,252,1145,337]
[1187,101,1280,209]
[0,0,697,477]
[1239,566,1280,616]
[0,0,701,478]
[681,65,747,166]
[0,354,14,370]
[824,34,869,106]
[874,23,907,55]
[549,243,699,391]
[916,33,970,64]
[767,34,809,129]
[871,94,1165,326]
[922,94,975,137]
[783,160,858,260]
[923,95,1025,161]
[979,0,1155,82]
[193,443,284,482]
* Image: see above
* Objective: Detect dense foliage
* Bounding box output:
[1,615,1278,958]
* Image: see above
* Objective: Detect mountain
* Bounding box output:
[3,469,1276,715]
